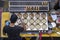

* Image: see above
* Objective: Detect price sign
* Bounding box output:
[26,6,39,11]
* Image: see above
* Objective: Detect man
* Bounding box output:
[3,14,26,40]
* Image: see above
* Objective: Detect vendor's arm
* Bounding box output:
[48,15,54,22]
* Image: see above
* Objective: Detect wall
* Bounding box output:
[1,12,10,37]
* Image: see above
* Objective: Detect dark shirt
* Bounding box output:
[3,25,24,40]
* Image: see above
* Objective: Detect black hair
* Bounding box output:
[10,14,18,23]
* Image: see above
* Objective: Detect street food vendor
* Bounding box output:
[3,14,26,40]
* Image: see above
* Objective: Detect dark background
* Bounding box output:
[0,1,4,7]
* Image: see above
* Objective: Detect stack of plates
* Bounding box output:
[29,13,34,19]
[35,19,40,23]
[18,13,22,18]
[23,13,28,19]
[35,13,40,18]
[16,12,48,31]
[42,19,46,23]
[29,19,34,23]
[23,19,28,23]
[41,13,46,19]
[42,24,47,30]
[29,24,35,30]
[35,24,41,29]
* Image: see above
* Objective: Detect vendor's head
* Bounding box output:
[10,14,18,23]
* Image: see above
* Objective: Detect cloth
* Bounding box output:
[51,14,57,21]
[51,22,56,28]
